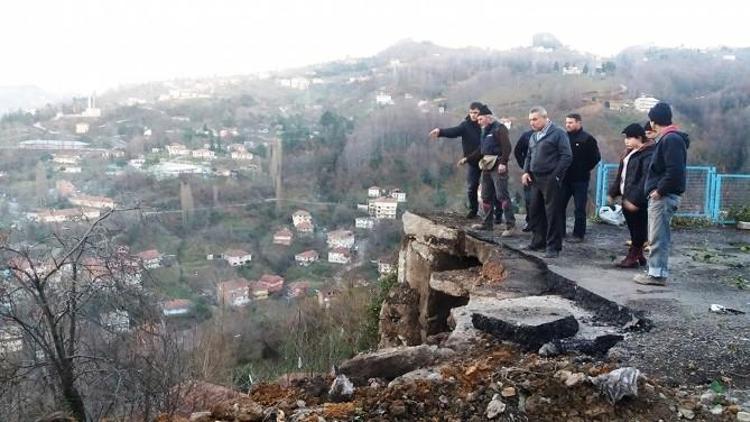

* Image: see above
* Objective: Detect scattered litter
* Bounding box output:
[709,304,746,315]
[591,367,640,404]
[599,205,625,226]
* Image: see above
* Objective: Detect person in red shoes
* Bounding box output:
[607,123,655,268]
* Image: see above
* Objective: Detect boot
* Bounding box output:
[634,245,647,266]
[616,246,639,268]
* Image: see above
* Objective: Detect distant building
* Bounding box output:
[378,260,395,276]
[258,274,284,293]
[292,210,313,227]
[0,326,23,355]
[166,143,191,157]
[376,93,394,106]
[192,149,216,160]
[223,249,252,267]
[128,158,146,169]
[273,228,294,246]
[368,186,382,198]
[355,217,375,230]
[328,247,351,264]
[390,189,407,203]
[249,282,269,300]
[634,95,660,112]
[723,54,737,61]
[317,288,339,309]
[161,299,192,317]
[294,250,319,266]
[356,203,370,212]
[75,122,89,134]
[327,229,355,249]
[69,194,115,210]
[59,166,82,174]
[562,65,583,75]
[217,278,252,307]
[136,249,162,269]
[52,154,81,165]
[230,151,254,160]
[369,197,398,220]
[26,208,100,223]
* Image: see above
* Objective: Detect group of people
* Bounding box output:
[430,101,689,286]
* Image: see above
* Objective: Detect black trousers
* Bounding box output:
[529,173,564,252]
[624,206,648,248]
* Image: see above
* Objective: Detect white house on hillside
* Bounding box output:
[223,249,252,266]
[367,186,381,198]
[328,248,351,264]
[355,217,375,230]
[369,197,398,220]
[327,229,355,249]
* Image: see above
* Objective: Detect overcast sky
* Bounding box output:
[1,0,748,94]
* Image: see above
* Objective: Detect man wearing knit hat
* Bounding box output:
[634,102,690,286]
[465,105,515,235]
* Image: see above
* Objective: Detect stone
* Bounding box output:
[481,255,508,284]
[700,390,717,405]
[388,367,445,387]
[565,373,587,387]
[429,269,473,298]
[378,284,421,348]
[328,374,354,402]
[677,407,695,420]
[339,345,453,383]
[188,412,212,422]
[501,387,517,397]
[737,411,750,421]
[296,400,306,408]
[485,394,506,419]
[710,405,724,415]
[390,400,407,417]
[402,212,462,253]
[472,305,579,351]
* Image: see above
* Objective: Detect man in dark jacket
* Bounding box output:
[430,102,502,220]
[560,113,601,242]
[467,105,515,235]
[521,106,572,258]
[634,102,690,286]
[514,129,534,231]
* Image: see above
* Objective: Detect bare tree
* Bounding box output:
[0,210,192,420]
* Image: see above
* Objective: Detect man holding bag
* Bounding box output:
[464,105,516,236]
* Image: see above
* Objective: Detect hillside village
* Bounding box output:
[0,37,749,420]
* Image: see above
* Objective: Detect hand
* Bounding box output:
[521,173,532,186]
[606,196,614,206]
[497,164,507,174]
[429,128,440,139]
[623,200,639,212]
[649,190,661,200]
[456,157,467,167]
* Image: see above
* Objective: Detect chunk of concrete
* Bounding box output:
[471,296,581,350]
[339,345,454,384]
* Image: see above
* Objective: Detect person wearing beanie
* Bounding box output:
[521,106,572,258]
[634,102,690,286]
[560,113,601,243]
[430,102,504,221]
[465,106,516,236]
[607,123,655,268]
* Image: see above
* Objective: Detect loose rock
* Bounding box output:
[486,394,506,419]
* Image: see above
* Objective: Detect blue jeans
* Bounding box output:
[560,180,590,239]
[647,194,681,278]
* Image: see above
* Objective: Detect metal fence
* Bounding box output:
[594,163,749,223]
[711,174,750,223]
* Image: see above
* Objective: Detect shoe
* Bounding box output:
[494,217,503,225]
[470,223,493,231]
[633,274,666,286]
[465,211,478,219]
[501,226,517,237]
[566,236,584,244]
[634,246,647,266]
[522,224,532,232]
[616,246,639,268]
[523,244,544,252]
[543,250,560,258]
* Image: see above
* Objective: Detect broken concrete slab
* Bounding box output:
[473,309,579,351]
[402,212,463,254]
[429,268,476,298]
[339,345,454,384]
[378,284,422,348]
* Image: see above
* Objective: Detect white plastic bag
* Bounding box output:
[599,204,625,226]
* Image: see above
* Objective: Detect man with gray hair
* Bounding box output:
[521,106,572,258]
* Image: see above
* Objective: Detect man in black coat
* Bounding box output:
[430,102,503,220]
[560,113,601,242]
[514,129,534,231]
